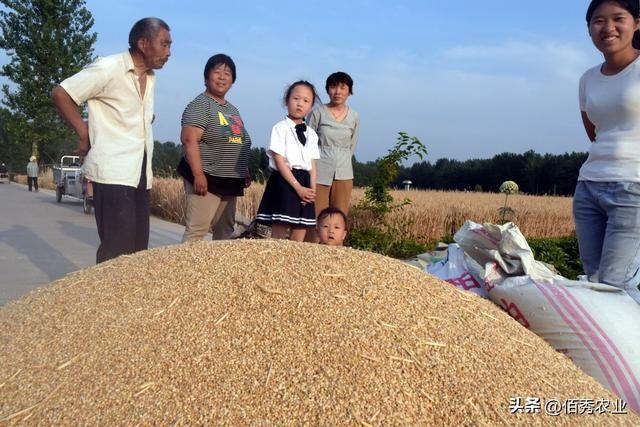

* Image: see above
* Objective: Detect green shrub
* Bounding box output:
[526,236,583,279]
[348,131,428,259]
[348,227,428,259]
[389,239,429,259]
[356,132,427,217]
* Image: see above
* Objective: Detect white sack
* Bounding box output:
[455,220,640,414]
[425,244,489,299]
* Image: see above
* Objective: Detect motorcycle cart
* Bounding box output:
[53,155,94,214]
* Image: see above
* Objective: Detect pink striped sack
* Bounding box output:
[425,243,489,299]
[455,221,640,414]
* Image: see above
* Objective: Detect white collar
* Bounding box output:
[285,116,305,128]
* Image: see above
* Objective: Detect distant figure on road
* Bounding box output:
[0,162,9,184]
[52,17,172,263]
[26,156,38,192]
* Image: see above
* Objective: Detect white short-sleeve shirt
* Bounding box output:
[60,51,156,188]
[267,117,320,171]
[578,57,640,182]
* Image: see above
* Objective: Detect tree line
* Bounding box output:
[152,143,587,196]
[393,150,587,196]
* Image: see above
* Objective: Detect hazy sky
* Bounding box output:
[5,1,604,162]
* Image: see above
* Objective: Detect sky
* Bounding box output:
[3,1,603,162]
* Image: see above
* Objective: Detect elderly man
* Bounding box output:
[52,17,171,263]
[26,156,38,191]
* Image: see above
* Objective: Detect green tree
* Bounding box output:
[0,107,29,172]
[0,0,96,163]
[152,140,182,177]
[359,132,428,216]
[352,156,378,187]
[248,147,270,183]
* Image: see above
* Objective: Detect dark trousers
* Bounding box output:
[27,177,38,191]
[93,154,149,263]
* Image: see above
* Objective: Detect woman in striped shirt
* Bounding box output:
[178,54,252,242]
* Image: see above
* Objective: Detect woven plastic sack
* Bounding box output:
[425,244,489,299]
[455,220,640,414]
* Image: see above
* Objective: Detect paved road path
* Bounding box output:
[0,182,185,306]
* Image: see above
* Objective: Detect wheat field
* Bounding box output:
[8,166,575,246]
[13,172,574,242]
[150,178,574,243]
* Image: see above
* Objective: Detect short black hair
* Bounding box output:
[587,0,639,22]
[586,0,640,48]
[283,80,320,106]
[325,71,354,95]
[204,54,236,83]
[317,207,348,228]
[128,18,170,51]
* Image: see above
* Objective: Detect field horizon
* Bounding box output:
[14,172,575,244]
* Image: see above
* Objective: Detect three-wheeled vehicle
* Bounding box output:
[53,155,93,214]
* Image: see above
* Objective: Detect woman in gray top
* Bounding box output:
[306,72,359,242]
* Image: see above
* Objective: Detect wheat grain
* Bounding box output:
[0,240,634,425]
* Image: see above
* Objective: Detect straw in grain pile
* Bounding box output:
[0,240,637,425]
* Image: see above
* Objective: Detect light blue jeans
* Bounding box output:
[573,180,640,302]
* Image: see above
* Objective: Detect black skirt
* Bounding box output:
[176,156,244,196]
[256,169,316,228]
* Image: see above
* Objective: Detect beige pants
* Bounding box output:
[182,179,236,242]
[305,179,353,243]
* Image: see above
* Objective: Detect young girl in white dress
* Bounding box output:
[256,81,320,241]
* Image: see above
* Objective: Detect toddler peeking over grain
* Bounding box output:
[316,207,347,246]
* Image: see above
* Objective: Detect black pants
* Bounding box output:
[27,177,38,191]
[93,154,149,264]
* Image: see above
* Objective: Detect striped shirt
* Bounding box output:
[181,93,251,179]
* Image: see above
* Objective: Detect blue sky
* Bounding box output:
[5,1,604,162]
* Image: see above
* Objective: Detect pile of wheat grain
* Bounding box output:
[1,240,635,425]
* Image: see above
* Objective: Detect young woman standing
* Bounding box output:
[574,0,640,302]
[305,72,359,242]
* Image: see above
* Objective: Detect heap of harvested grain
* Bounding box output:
[1,240,637,425]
